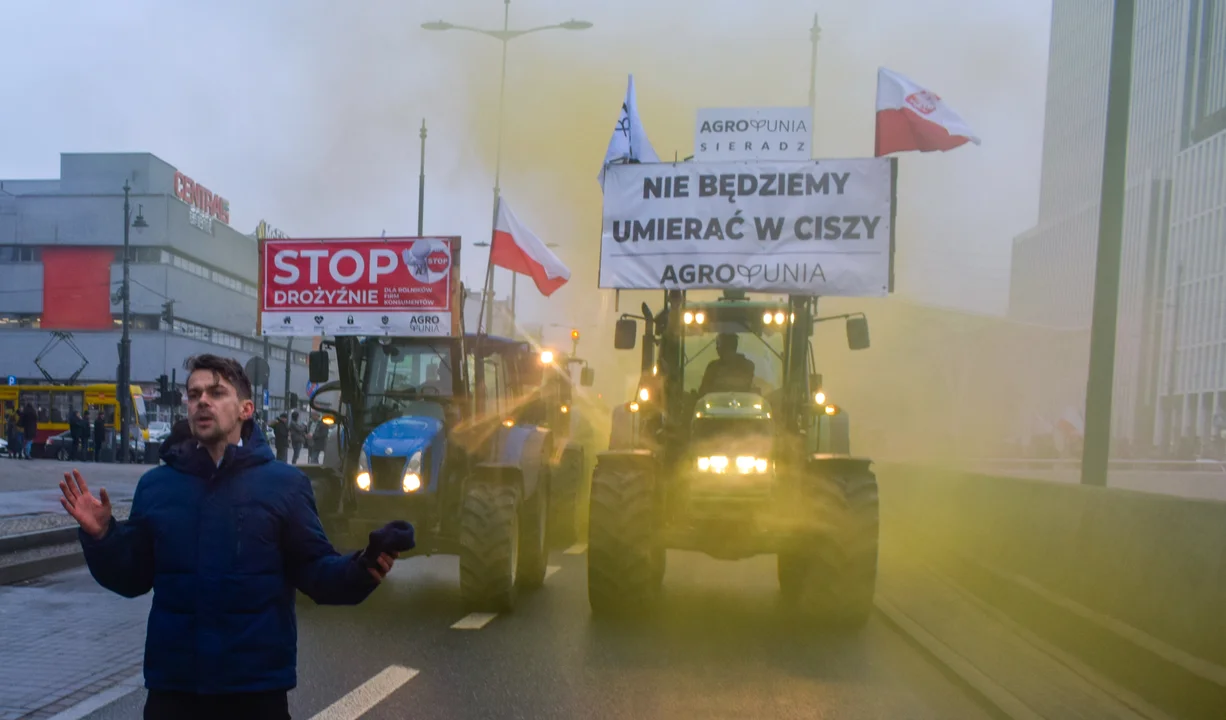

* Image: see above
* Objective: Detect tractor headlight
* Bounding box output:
[402,450,423,493]
[814,390,826,405]
[696,455,769,474]
[356,449,372,491]
[638,387,650,402]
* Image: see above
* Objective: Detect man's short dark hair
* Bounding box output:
[185,354,253,401]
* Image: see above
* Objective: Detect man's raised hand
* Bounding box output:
[59,470,113,540]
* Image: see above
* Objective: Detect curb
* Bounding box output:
[0,548,85,585]
[0,527,85,585]
[0,526,79,554]
[874,598,1041,720]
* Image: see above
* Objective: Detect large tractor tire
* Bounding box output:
[587,460,661,617]
[778,467,879,630]
[459,482,523,612]
[548,445,584,549]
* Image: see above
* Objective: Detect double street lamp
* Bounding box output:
[423,2,591,324]
[117,181,148,463]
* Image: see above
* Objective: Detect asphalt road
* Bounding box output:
[0,459,144,519]
[75,547,991,720]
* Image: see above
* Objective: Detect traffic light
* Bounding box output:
[288,392,300,408]
[157,374,169,396]
[160,300,175,325]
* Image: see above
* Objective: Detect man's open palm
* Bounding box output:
[60,470,112,540]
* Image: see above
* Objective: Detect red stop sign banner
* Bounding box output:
[257,236,461,337]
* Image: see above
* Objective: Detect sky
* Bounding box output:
[0,0,1053,343]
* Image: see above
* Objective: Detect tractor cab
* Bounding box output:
[305,333,548,549]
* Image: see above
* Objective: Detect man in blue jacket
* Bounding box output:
[58,354,397,719]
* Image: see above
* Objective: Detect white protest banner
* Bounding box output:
[599,159,897,296]
[694,107,810,161]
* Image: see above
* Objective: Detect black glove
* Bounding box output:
[360,520,416,568]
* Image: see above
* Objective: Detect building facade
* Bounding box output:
[1009,1,1225,454]
[0,152,311,418]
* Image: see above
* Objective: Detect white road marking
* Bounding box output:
[309,664,419,720]
[545,564,561,579]
[46,672,144,720]
[451,612,498,630]
[563,543,587,555]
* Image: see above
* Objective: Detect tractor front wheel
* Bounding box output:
[778,468,879,630]
[587,461,660,617]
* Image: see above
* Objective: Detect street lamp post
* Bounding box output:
[423,3,591,325]
[118,181,148,463]
[808,13,821,156]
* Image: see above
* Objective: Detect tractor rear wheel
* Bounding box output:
[459,482,522,612]
[778,467,879,629]
[587,461,660,616]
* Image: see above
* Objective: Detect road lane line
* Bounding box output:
[563,543,587,554]
[309,665,418,720]
[46,672,144,720]
[545,564,561,579]
[875,598,1044,720]
[451,612,498,630]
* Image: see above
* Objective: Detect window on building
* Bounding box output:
[2,246,41,263]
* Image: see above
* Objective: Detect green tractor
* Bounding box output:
[588,290,877,627]
[530,340,597,550]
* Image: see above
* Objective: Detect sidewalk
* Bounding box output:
[0,567,149,719]
[877,550,1167,720]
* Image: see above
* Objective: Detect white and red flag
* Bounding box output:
[490,197,570,297]
[874,67,980,156]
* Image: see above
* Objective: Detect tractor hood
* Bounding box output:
[694,392,771,420]
[363,415,443,459]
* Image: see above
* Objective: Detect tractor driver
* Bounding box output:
[697,332,756,397]
[422,362,451,395]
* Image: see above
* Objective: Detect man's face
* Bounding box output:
[186,370,254,444]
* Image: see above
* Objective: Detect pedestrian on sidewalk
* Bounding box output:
[21,403,37,459]
[92,412,106,462]
[289,410,306,465]
[58,354,401,720]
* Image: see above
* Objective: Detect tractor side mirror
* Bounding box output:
[614,319,638,350]
[810,373,823,391]
[308,351,330,383]
[580,367,595,387]
[846,316,870,351]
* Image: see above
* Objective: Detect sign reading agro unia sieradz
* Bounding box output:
[694,107,810,161]
[599,158,897,297]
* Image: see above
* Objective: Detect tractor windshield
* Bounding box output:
[360,338,457,426]
[682,311,786,397]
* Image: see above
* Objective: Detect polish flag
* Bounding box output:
[875,67,981,156]
[491,197,570,297]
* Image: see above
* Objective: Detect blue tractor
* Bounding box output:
[302,332,577,611]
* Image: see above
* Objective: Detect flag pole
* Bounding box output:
[477,216,496,339]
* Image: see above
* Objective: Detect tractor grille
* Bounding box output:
[370,456,406,492]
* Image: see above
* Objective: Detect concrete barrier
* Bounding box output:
[881,463,1226,717]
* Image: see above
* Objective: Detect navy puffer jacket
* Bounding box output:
[79,420,377,694]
